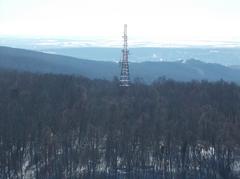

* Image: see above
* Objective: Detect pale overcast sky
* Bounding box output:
[1,0,240,43]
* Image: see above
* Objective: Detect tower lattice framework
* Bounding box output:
[120,24,130,87]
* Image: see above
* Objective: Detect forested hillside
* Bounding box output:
[0,70,240,178]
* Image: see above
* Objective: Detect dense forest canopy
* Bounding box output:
[0,70,240,178]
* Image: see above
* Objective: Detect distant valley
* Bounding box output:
[1,37,240,65]
[43,47,240,66]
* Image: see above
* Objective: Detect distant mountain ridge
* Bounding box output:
[1,46,240,83]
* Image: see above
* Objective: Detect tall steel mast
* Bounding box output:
[120,24,130,87]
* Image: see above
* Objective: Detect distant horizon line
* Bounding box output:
[1,36,240,48]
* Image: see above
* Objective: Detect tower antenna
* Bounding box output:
[119,24,130,87]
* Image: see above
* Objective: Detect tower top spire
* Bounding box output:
[124,24,127,35]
